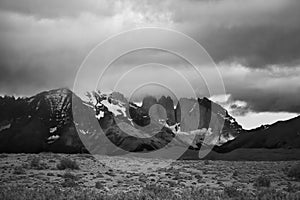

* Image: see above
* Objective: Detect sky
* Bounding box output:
[0,0,299,129]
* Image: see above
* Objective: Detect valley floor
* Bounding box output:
[0,153,299,199]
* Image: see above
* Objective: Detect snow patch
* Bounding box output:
[133,101,143,107]
[96,111,104,119]
[189,103,198,113]
[167,123,181,133]
[48,135,60,140]
[218,134,235,145]
[47,135,60,144]
[101,99,127,117]
[79,129,89,135]
[0,123,11,132]
[50,127,57,133]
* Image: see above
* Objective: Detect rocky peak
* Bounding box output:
[141,96,158,112]
[158,96,176,125]
[31,88,74,130]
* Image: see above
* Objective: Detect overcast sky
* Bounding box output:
[0,0,299,129]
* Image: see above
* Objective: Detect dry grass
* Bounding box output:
[0,153,300,199]
[287,163,300,181]
[0,185,300,200]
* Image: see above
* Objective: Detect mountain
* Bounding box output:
[141,96,243,144]
[0,88,87,153]
[214,116,300,153]
[0,88,243,154]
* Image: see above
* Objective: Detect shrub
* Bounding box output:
[254,175,271,187]
[62,171,78,181]
[61,171,79,188]
[286,182,298,193]
[0,154,8,158]
[13,166,25,175]
[287,163,300,181]
[223,185,241,198]
[61,178,78,188]
[46,172,54,176]
[57,158,79,170]
[257,188,291,200]
[95,181,104,189]
[30,157,48,170]
[232,170,238,177]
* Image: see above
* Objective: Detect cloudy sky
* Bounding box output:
[0,0,299,129]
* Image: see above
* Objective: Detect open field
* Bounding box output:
[183,148,300,161]
[0,153,299,199]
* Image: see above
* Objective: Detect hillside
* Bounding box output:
[214,116,300,153]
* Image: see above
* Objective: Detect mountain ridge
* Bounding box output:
[0,88,298,156]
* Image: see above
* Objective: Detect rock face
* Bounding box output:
[198,98,243,141]
[141,96,157,112]
[0,88,87,153]
[158,96,176,125]
[174,97,242,143]
[176,98,200,132]
[139,95,242,144]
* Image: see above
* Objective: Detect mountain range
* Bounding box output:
[0,88,299,158]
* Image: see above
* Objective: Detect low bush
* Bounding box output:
[61,178,78,188]
[95,181,104,189]
[256,188,299,200]
[13,166,25,175]
[62,171,78,181]
[57,158,79,170]
[223,185,241,198]
[287,163,300,181]
[0,154,8,158]
[232,170,238,177]
[61,171,79,188]
[30,156,48,170]
[254,175,271,187]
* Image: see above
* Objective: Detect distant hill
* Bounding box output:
[214,116,300,153]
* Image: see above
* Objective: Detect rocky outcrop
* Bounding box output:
[158,96,176,125]
[175,97,243,143]
[0,88,87,153]
[141,96,157,112]
[176,98,200,132]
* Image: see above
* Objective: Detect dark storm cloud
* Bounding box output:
[0,0,115,18]
[0,4,119,96]
[0,0,299,117]
[220,64,300,113]
[166,0,300,114]
[170,0,300,68]
[227,87,300,114]
[238,89,300,113]
[201,25,300,68]
[0,51,80,96]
